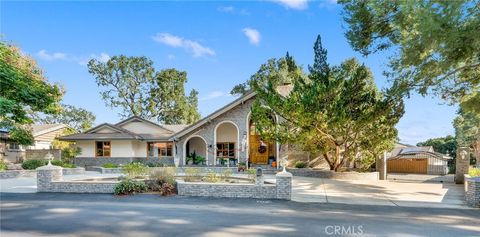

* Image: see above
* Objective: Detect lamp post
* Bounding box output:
[44,152,54,166]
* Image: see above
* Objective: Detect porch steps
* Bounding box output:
[249,165,281,174]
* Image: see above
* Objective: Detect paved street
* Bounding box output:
[1,192,479,237]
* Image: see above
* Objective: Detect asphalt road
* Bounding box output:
[1,193,479,237]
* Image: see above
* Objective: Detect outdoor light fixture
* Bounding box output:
[460,150,468,160]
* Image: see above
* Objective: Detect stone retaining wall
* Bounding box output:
[0,170,37,179]
[62,167,85,175]
[286,168,379,181]
[37,165,117,193]
[177,171,292,200]
[74,157,174,167]
[465,175,480,208]
[87,166,124,174]
[172,166,238,174]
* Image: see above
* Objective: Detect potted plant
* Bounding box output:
[195,155,206,165]
[238,162,246,172]
[186,155,194,165]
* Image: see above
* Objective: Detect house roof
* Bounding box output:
[173,91,257,138]
[115,116,175,133]
[31,124,67,136]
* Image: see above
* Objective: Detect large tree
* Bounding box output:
[87,56,200,124]
[417,135,457,158]
[38,104,96,132]
[0,41,63,145]
[339,0,480,113]
[454,106,480,165]
[250,36,404,171]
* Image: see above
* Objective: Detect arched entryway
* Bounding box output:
[248,116,277,166]
[184,136,208,165]
[214,121,239,166]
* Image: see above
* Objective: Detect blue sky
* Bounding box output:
[1,0,457,145]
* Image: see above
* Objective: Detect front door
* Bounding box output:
[249,134,269,164]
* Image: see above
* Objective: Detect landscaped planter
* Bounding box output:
[88,166,123,174]
[177,172,292,200]
[464,174,480,208]
[173,166,238,174]
[286,168,379,181]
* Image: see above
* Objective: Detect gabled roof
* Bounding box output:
[115,116,175,133]
[173,91,257,138]
[31,124,67,137]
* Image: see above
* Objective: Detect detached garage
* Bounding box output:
[387,146,452,175]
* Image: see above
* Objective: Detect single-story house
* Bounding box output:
[2,124,68,163]
[387,145,452,175]
[60,90,293,168]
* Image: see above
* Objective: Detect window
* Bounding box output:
[7,143,20,150]
[148,142,173,157]
[96,141,111,157]
[216,142,235,158]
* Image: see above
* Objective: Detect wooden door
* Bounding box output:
[249,134,269,164]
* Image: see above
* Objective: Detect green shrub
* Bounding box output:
[149,168,176,186]
[114,179,147,195]
[122,162,147,178]
[51,160,63,166]
[184,167,201,182]
[102,163,119,168]
[0,160,7,171]
[62,163,77,168]
[246,169,256,182]
[295,161,307,168]
[194,155,206,165]
[22,159,47,170]
[469,168,480,177]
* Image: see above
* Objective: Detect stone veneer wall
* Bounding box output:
[177,171,293,200]
[74,157,174,167]
[172,167,238,174]
[464,175,480,208]
[26,149,61,160]
[62,167,85,175]
[175,98,255,167]
[0,170,37,179]
[286,168,379,181]
[37,165,117,193]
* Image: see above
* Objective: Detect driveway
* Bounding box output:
[292,174,467,209]
[1,193,480,237]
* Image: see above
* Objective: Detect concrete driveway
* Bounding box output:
[292,174,467,209]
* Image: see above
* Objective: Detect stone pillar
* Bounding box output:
[255,174,264,186]
[455,147,470,184]
[465,176,480,208]
[376,154,387,180]
[36,165,63,192]
[276,171,292,200]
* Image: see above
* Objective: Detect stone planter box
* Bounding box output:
[88,166,123,174]
[0,170,37,179]
[286,168,379,181]
[173,166,238,174]
[62,167,85,175]
[464,174,480,208]
[37,165,118,193]
[177,172,292,200]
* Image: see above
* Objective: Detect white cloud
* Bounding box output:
[242,28,261,45]
[272,0,309,10]
[167,54,175,60]
[152,33,216,58]
[218,6,234,12]
[200,90,232,101]
[78,52,110,65]
[36,50,67,61]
